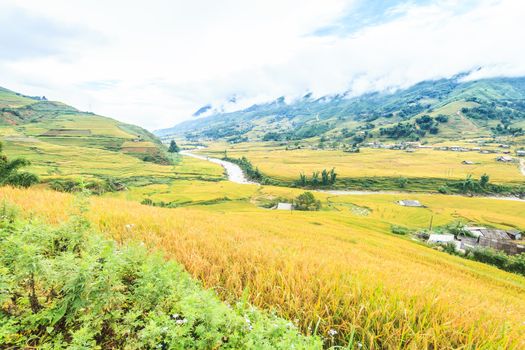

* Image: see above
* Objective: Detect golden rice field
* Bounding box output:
[1,139,223,181]
[198,142,524,184]
[2,186,525,349]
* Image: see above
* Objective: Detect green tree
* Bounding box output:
[479,173,490,188]
[293,191,321,211]
[321,169,329,186]
[298,172,307,186]
[0,142,38,188]
[168,140,180,153]
[329,168,337,184]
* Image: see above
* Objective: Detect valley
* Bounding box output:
[2,79,525,349]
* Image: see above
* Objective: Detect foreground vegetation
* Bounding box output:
[0,199,320,349]
[2,187,525,349]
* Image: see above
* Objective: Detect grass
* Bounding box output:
[3,186,525,349]
[197,142,524,185]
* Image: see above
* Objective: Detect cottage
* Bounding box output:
[478,229,511,240]
[462,160,475,165]
[517,150,525,157]
[398,200,423,207]
[465,227,522,241]
[276,203,293,210]
[464,226,486,238]
[496,156,514,162]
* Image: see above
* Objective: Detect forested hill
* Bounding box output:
[156,76,525,143]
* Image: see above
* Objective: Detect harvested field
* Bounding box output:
[41,128,92,136]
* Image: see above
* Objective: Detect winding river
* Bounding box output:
[180,150,257,185]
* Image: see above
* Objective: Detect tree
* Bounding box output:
[479,173,490,188]
[168,140,180,153]
[293,191,321,211]
[311,171,320,186]
[0,142,38,188]
[321,169,329,186]
[329,168,337,184]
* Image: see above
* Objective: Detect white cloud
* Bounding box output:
[0,0,524,130]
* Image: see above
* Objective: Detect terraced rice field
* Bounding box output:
[3,185,525,349]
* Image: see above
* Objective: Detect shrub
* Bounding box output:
[391,225,409,235]
[467,248,509,269]
[438,185,450,194]
[0,142,39,188]
[294,192,321,211]
[397,177,408,188]
[49,178,123,195]
[506,254,525,275]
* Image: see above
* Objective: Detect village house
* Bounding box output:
[517,150,525,157]
[398,200,423,207]
[275,203,293,210]
[496,156,514,162]
[428,225,525,255]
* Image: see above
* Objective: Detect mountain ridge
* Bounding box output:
[155,75,525,144]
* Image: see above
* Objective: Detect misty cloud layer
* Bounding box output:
[0,0,523,129]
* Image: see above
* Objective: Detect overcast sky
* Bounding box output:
[0,0,524,130]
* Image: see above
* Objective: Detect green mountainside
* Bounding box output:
[156,76,525,144]
[0,86,172,189]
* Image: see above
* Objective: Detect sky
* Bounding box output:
[0,0,524,130]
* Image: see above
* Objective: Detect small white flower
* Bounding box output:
[327,329,337,337]
[357,342,363,348]
[176,318,187,325]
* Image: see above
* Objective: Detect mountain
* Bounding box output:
[155,76,525,144]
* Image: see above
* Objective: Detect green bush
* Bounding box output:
[293,192,321,211]
[438,185,450,194]
[0,142,39,188]
[506,254,525,275]
[49,177,124,195]
[467,248,509,269]
[0,205,321,349]
[390,225,409,235]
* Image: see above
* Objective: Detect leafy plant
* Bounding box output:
[0,142,38,188]
[293,192,321,211]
